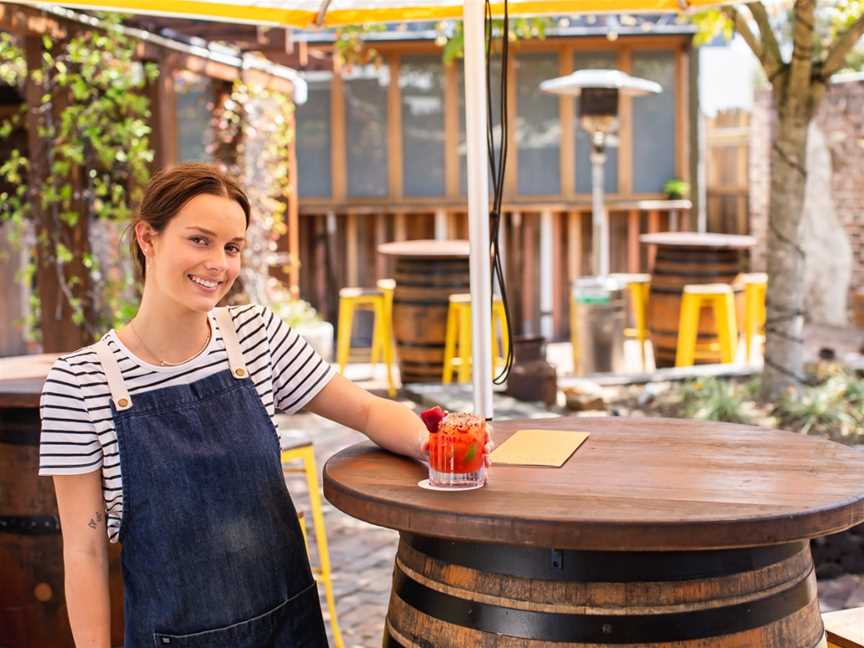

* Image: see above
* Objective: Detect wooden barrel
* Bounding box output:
[384,534,826,647]
[1,398,125,647]
[648,246,746,368]
[392,256,470,383]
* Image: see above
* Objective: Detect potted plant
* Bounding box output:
[663,178,690,200]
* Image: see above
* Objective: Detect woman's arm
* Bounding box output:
[53,472,112,648]
[305,374,428,460]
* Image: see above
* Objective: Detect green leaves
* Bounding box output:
[0,16,155,341]
[689,9,734,47]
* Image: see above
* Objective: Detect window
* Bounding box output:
[297,75,332,198]
[174,71,211,163]
[516,53,560,195]
[401,56,445,197]
[345,64,389,197]
[632,51,677,194]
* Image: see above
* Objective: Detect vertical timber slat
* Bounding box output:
[618,48,633,196]
[560,46,575,198]
[445,62,459,199]
[345,212,358,287]
[627,209,640,273]
[331,63,346,201]
[388,56,403,199]
[648,209,660,270]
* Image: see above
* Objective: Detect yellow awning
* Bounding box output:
[13,0,729,28]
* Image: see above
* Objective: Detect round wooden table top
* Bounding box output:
[0,353,58,408]
[323,416,864,551]
[639,232,756,249]
[378,239,470,258]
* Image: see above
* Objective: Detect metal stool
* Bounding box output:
[336,285,395,396]
[742,272,767,363]
[281,440,344,648]
[675,284,738,367]
[442,294,508,384]
[611,273,651,370]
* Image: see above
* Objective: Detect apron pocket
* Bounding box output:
[152,582,326,648]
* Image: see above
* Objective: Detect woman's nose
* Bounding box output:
[205,248,228,271]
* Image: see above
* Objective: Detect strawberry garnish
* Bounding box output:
[420,406,447,433]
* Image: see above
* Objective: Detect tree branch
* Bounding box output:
[746,2,783,72]
[723,6,768,71]
[822,12,864,79]
[788,0,815,99]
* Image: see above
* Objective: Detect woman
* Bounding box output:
[38,163,433,648]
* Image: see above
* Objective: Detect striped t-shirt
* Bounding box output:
[38,304,335,543]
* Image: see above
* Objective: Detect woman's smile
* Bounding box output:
[187,273,223,293]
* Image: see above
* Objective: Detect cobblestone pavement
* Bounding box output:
[278,360,864,648]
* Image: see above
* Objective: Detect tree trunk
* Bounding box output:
[761,104,812,400]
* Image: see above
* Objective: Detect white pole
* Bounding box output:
[434,208,448,240]
[590,145,608,276]
[462,0,493,420]
[539,208,554,338]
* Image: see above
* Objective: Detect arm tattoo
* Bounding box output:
[87,512,104,529]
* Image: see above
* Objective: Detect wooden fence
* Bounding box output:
[705,109,750,235]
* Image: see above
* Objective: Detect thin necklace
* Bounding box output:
[129,318,212,367]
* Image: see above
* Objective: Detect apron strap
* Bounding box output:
[93,338,133,411]
[214,307,249,379]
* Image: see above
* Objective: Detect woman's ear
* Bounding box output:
[135,221,156,257]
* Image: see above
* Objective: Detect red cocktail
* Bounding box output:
[426,411,487,489]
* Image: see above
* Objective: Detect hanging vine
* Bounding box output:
[210,77,305,316]
[0,15,156,343]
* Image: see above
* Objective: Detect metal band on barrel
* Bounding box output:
[403,534,807,582]
[392,563,815,643]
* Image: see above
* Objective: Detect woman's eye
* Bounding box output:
[190,236,208,246]
[227,245,241,255]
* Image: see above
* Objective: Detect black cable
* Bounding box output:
[484,0,513,385]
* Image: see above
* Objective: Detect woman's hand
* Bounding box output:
[483,422,495,467]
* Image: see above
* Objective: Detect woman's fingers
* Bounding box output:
[484,424,495,466]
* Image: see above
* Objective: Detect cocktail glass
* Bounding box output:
[427,412,487,489]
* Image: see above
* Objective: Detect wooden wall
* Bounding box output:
[296,34,695,341]
[299,201,689,341]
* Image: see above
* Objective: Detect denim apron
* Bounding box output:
[93,307,328,648]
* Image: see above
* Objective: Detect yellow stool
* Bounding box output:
[442,294,509,384]
[824,606,864,647]
[336,284,395,397]
[281,440,344,648]
[742,272,767,363]
[675,284,738,367]
[611,273,651,370]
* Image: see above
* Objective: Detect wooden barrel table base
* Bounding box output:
[380,240,470,384]
[393,256,470,383]
[323,417,863,648]
[640,232,756,369]
[0,360,125,648]
[648,247,745,368]
[383,535,825,647]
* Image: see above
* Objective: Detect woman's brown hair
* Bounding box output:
[129,163,251,281]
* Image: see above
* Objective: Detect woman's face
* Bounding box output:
[139,193,247,313]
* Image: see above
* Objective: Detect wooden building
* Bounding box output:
[294,19,698,340]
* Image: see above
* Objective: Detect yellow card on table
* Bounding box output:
[490,429,590,467]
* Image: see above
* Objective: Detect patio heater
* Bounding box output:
[540,70,660,374]
[540,69,661,277]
